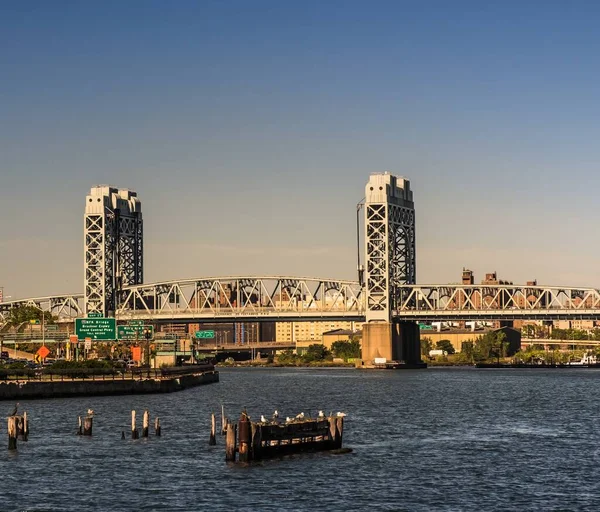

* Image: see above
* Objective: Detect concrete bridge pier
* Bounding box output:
[361,320,421,366]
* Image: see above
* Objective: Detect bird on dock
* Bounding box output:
[295,412,305,420]
[336,412,347,417]
[87,409,95,417]
[260,415,268,423]
[318,410,325,418]
[9,403,19,417]
[272,410,279,419]
[285,417,293,423]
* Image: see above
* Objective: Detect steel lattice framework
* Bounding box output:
[8,283,600,328]
[395,284,600,320]
[84,187,143,317]
[116,276,364,322]
[364,173,416,322]
[0,294,84,329]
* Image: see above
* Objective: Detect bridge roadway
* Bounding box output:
[195,342,295,352]
[4,280,600,327]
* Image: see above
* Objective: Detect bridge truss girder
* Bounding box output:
[394,284,600,321]
[116,276,364,321]
[0,294,84,330]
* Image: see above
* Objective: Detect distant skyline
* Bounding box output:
[3,1,600,299]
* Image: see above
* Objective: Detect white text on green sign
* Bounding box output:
[195,330,215,339]
[118,325,154,340]
[75,318,116,340]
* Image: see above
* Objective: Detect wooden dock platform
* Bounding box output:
[226,412,345,462]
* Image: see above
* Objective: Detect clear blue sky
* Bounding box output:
[2,0,600,298]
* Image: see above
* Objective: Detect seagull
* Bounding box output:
[273,410,279,419]
[336,412,347,417]
[318,410,325,418]
[285,417,293,423]
[87,409,95,417]
[9,403,19,417]
[260,415,268,423]
[295,412,305,420]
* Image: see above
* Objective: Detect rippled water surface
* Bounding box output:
[3,367,600,511]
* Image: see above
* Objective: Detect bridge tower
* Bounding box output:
[84,186,143,316]
[361,172,421,365]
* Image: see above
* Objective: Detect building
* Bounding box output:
[275,320,362,343]
[322,329,361,349]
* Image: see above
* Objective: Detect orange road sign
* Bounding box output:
[37,346,50,360]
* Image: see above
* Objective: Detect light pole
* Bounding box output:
[28,303,46,347]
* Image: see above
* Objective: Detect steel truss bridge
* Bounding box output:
[5,282,600,329]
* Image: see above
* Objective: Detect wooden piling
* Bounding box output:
[221,404,227,435]
[7,416,17,450]
[335,417,344,449]
[209,413,217,445]
[131,410,139,439]
[238,412,251,462]
[142,410,149,438]
[83,416,93,436]
[328,416,336,447]
[16,415,23,437]
[21,412,29,442]
[154,417,161,436]
[225,421,237,462]
[77,416,83,435]
[251,422,262,461]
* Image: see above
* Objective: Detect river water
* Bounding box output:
[2,367,600,511]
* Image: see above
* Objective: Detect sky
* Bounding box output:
[2,0,600,299]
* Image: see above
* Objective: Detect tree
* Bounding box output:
[435,339,455,355]
[421,337,433,357]
[461,341,474,363]
[331,339,361,361]
[276,349,297,364]
[5,305,55,329]
[302,344,331,363]
[474,331,509,362]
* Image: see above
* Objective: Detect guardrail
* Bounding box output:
[0,364,215,382]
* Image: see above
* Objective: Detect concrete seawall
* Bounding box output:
[0,371,219,400]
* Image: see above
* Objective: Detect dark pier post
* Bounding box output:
[238,412,251,462]
[328,416,337,447]
[7,416,17,450]
[77,416,83,435]
[225,421,237,462]
[209,413,217,445]
[142,410,149,438]
[154,417,161,436]
[251,422,262,461]
[83,415,93,436]
[131,410,139,439]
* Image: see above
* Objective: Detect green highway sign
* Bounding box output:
[118,325,154,340]
[75,318,116,340]
[195,330,215,339]
[128,320,144,326]
[87,312,104,318]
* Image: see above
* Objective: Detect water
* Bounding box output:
[2,367,600,511]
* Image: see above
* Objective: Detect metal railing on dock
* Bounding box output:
[0,364,216,382]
